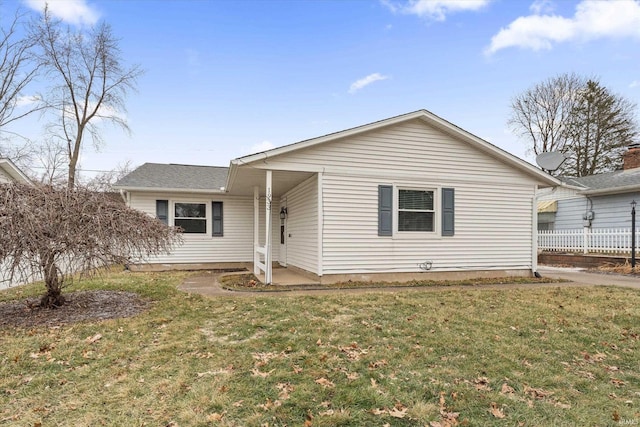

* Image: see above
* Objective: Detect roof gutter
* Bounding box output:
[111,185,227,194]
[579,184,640,196]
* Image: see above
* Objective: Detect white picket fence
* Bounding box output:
[538,228,640,254]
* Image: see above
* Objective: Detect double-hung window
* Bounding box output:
[398,189,435,232]
[174,202,207,234]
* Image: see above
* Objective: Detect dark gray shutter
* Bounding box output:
[441,188,454,236]
[156,200,168,225]
[212,201,223,236]
[378,185,393,236]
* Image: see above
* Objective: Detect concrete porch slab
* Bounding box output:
[256,266,320,286]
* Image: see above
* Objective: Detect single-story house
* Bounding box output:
[537,144,640,230]
[114,110,559,283]
[0,158,31,184]
[0,158,32,289]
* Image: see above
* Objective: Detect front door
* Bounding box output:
[279,202,287,266]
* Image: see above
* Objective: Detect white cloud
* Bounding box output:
[529,0,555,15]
[486,0,640,55]
[24,0,99,26]
[248,140,275,154]
[348,73,389,94]
[631,80,640,88]
[15,95,41,108]
[382,0,491,21]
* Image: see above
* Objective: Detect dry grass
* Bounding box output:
[1,271,640,426]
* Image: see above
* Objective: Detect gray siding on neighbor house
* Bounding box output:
[554,192,640,229]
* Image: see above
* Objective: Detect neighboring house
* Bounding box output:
[537,144,640,230]
[114,110,559,283]
[0,158,32,289]
[0,158,31,184]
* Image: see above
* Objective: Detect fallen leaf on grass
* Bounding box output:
[206,412,225,422]
[315,378,335,388]
[473,376,491,391]
[257,399,282,411]
[490,402,505,419]
[232,400,244,407]
[276,382,294,400]
[371,408,386,416]
[389,403,408,419]
[500,383,515,395]
[524,385,553,399]
[611,378,626,387]
[85,334,102,344]
[251,368,274,378]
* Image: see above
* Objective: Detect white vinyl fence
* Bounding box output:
[538,228,640,254]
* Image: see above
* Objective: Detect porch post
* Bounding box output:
[265,170,273,284]
[253,185,259,275]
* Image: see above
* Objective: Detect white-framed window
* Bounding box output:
[397,188,436,233]
[174,202,207,234]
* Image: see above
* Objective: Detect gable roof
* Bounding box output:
[560,168,640,196]
[0,158,31,184]
[113,163,228,193]
[230,109,560,188]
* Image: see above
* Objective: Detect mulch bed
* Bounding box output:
[0,290,151,329]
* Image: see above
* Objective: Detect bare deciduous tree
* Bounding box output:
[0,182,181,308]
[0,9,39,128]
[563,80,638,176]
[0,8,40,167]
[84,160,134,192]
[508,73,585,174]
[31,8,142,188]
[509,73,639,176]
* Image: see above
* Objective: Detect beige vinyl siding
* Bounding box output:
[128,191,279,264]
[322,174,535,274]
[283,175,318,274]
[253,119,537,186]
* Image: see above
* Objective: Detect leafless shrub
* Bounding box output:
[0,182,182,308]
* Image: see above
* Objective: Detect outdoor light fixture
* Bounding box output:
[632,200,637,270]
[279,207,288,220]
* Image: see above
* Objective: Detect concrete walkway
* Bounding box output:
[178,266,640,298]
[537,266,640,289]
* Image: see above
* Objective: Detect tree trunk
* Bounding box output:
[41,257,65,308]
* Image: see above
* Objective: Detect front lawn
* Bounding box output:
[1,272,639,426]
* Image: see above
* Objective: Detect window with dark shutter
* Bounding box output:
[378,185,393,236]
[441,188,455,236]
[156,200,168,225]
[212,201,223,237]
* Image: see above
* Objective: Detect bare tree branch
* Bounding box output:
[31,8,142,188]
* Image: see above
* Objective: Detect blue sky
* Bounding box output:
[4,0,640,178]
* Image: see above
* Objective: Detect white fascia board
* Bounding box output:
[0,158,32,184]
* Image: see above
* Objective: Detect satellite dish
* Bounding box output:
[536,151,567,172]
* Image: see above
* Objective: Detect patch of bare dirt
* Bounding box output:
[0,290,151,329]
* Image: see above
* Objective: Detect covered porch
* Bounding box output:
[227,164,320,284]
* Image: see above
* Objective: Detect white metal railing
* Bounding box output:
[538,228,640,254]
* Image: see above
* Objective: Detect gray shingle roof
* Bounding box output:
[114,163,229,191]
[560,168,640,193]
